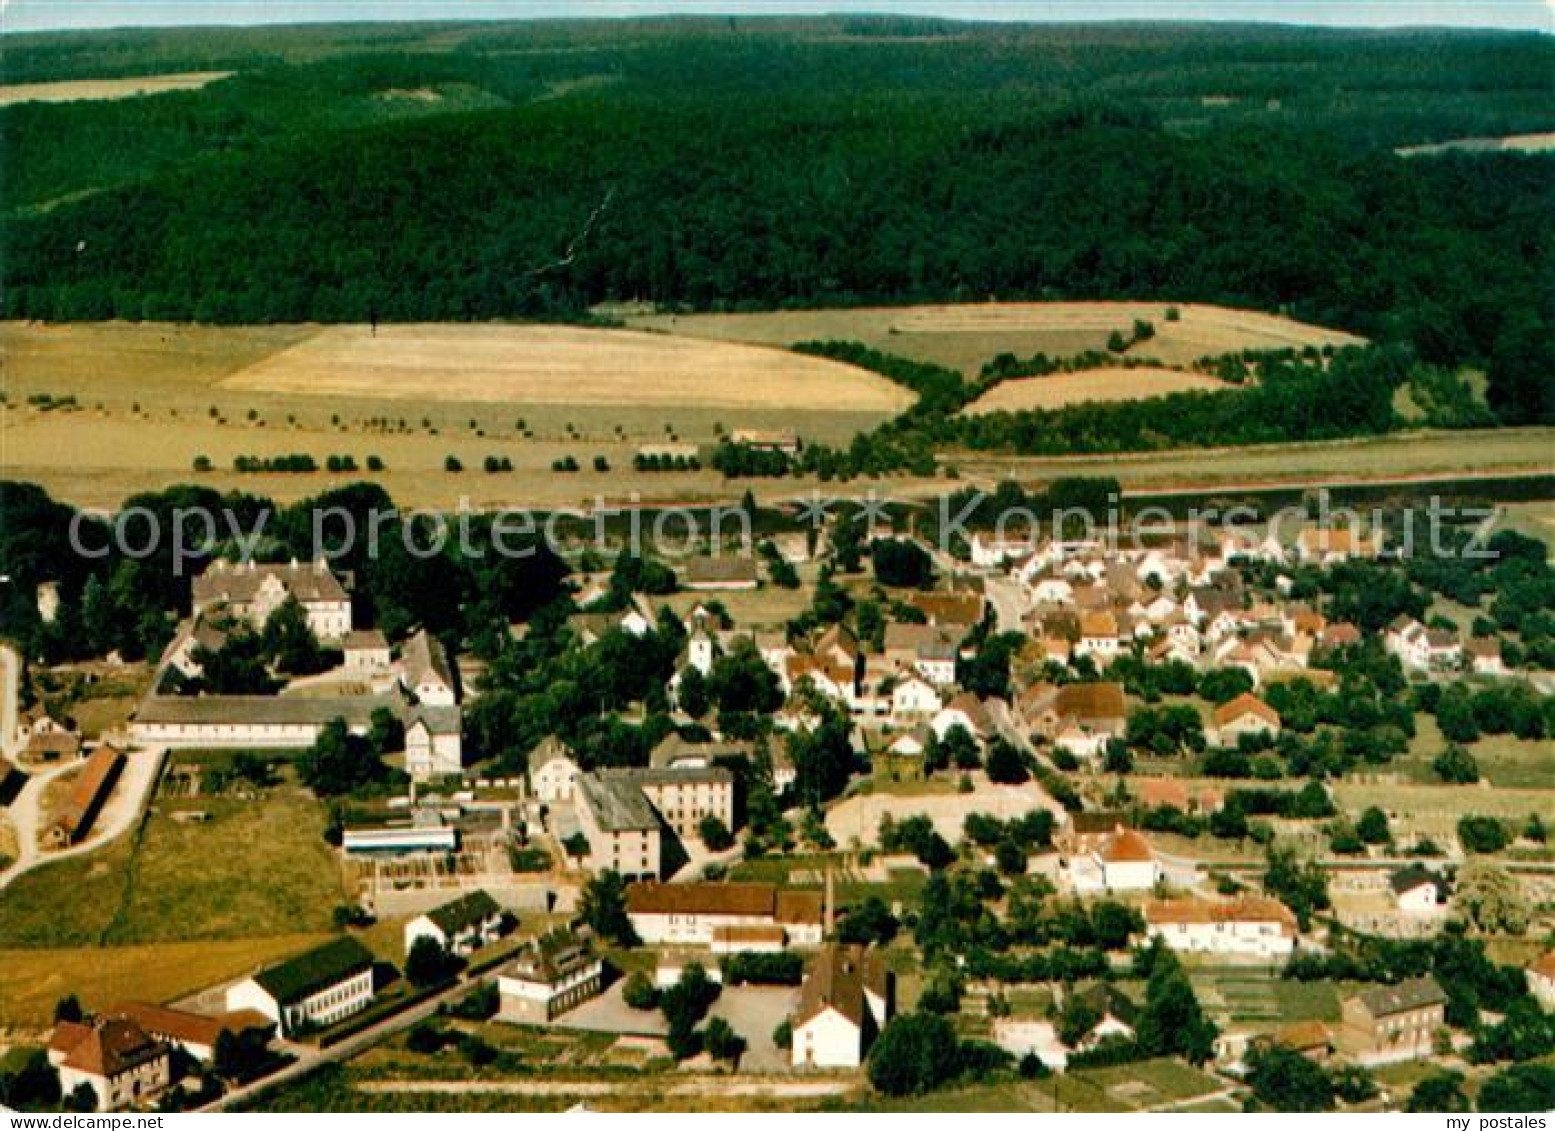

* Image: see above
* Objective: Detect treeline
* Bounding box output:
[941,344,1408,456]
[5,68,1553,423]
[0,480,569,666]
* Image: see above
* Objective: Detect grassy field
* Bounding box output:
[1390,718,1555,790]
[0,934,328,1030]
[949,427,1555,494]
[0,781,343,949]
[963,366,1226,414]
[625,302,1363,376]
[0,71,232,105]
[105,788,345,943]
[1332,780,1553,844]
[872,1057,1227,1113]
[1190,966,1341,1026]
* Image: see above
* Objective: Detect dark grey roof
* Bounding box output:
[251,937,373,1006]
[1389,865,1451,899]
[136,693,404,726]
[577,772,660,832]
[1356,976,1447,1018]
[424,890,501,937]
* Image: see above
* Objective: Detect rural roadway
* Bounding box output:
[0,745,166,893]
[204,974,482,1111]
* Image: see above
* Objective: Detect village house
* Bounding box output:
[109,1002,273,1064]
[1144,896,1298,960]
[1385,617,1462,673]
[1337,976,1447,1064]
[682,556,761,592]
[930,692,993,745]
[49,1017,171,1112]
[1084,827,1161,894]
[1530,951,1555,1009]
[192,558,352,640]
[1022,682,1127,760]
[573,772,663,879]
[1295,526,1383,566]
[790,945,891,1070]
[1209,693,1282,747]
[907,589,984,630]
[882,623,961,687]
[16,707,81,765]
[342,628,392,671]
[44,744,124,848]
[1066,983,1138,1050]
[1133,778,1224,814]
[1075,610,1124,661]
[404,889,504,957]
[496,928,605,1024]
[1057,811,1130,856]
[400,628,458,706]
[1389,865,1452,915]
[626,881,825,947]
[970,532,1036,569]
[528,736,580,804]
[1465,637,1507,676]
[404,706,463,780]
[162,616,232,680]
[1272,1021,1334,1063]
[225,937,376,1036]
[889,671,943,719]
[887,724,933,759]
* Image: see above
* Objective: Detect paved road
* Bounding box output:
[357,1078,855,1099]
[0,745,166,892]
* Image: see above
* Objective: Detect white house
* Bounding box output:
[1390,866,1452,916]
[1385,616,1461,673]
[971,532,1036,568]
[192,558,352,640]
[887,725,932,759]
[1530,952,1555,1009]
[225,937,375,1036]
[1096,828,1161,893]
[404,890,503,957]
[890,673,943,719]
[343,629,392,671]
[528,737,580,803]
[400,628,458,706]
[1209,693,1282,748]
[496,929,605,1024]
[1144,896,1297,960]
[405,707,462,780]
[1465,637,1506,676]
[48,1018,171,1112]
[791,946,890,1070]
[930,693,991,744]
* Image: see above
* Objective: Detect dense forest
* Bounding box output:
[3,19,1553,426]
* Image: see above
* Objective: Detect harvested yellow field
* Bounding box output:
[0,935,328,1030]
[963,366,1226,414]
[219,323,913,412]
[1397,132,1555,157]
[0,71,232,106]
[626,301,1363,374]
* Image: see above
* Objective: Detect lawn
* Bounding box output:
[1189,967,1339,1026]
[0,934,328,1029]
[0,782,344,948]
[104,789,346,943]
